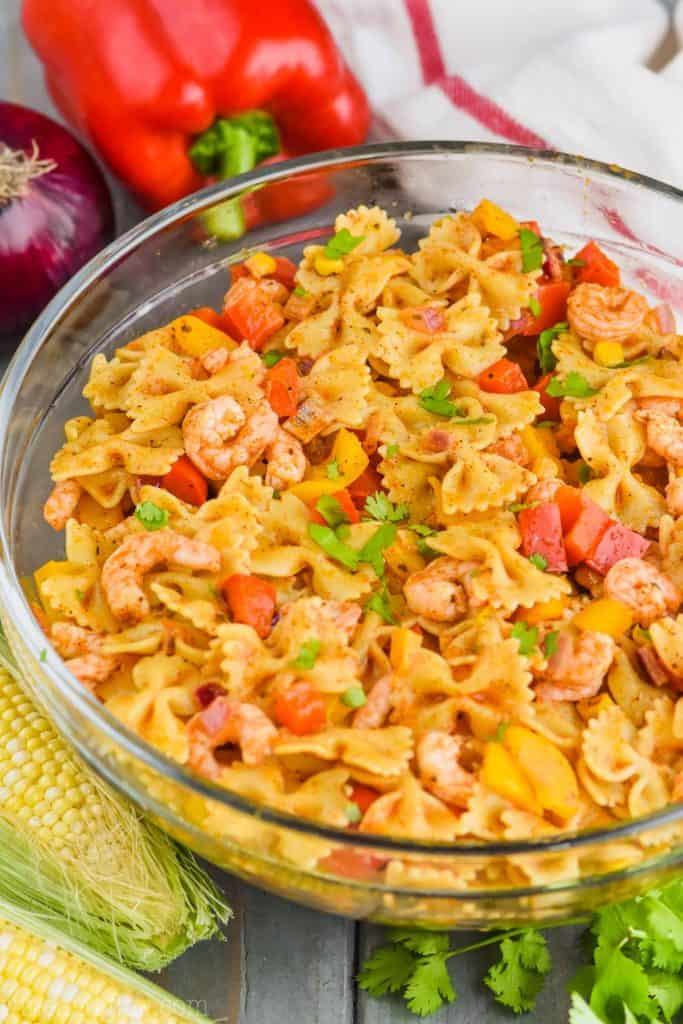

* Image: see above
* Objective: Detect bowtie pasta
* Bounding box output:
[37,201,683,885]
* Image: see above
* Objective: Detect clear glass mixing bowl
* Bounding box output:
[1,143,682,928]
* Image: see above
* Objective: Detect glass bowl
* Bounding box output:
[1,142,683,929]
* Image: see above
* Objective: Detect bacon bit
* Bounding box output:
[423,428,453,453]
[297,356,315,376]
[400,306,446,334]
[637,645,675,688]
[195,682,227,708]
[503,311,533,340]
[542,241,565,282]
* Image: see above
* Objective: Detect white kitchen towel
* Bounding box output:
[316,0,683,190]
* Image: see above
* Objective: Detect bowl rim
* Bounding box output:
[3,139,683,860]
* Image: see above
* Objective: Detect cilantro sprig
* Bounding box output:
[546,372,600,399]
[537,321,567,374]
[519,227,544,272]
[511,620,539,656]
[364,492,409,524]
[418,379,493,424]
[135,501,169,532]
[262,349,287,368]
[324,228,364,260]
[315,495,349,529]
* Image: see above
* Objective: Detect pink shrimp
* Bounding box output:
[416,730,474,808]
[637,409,683,467]
[535,630,616,702]
[264,427,306,490]
[567,283,648,345]
[187,696,277,778]
[404,557,467,623]
[43,480,82,530]
[353,675,393,729]
[201,347,231,375]
[50,622,118,689]
[183,395,278,481]
[604,557,681,626]
[101,529,221,621]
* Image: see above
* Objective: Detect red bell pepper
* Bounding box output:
[23,0,370,211]
[585,521,650,575]
[533,373,562,420]
[274,682,326,735]
[222,278,285,351]
[477,358,529,394]
[522,282,571,336]
[265,358,299,417]
[309,490,361,526]
[161,455,209,506]
[222,574,277,638]
[349,783,380,815]
[573,241,621,287]
[518,502,568,573]
[555,486,611,566]
[347,465,383,506]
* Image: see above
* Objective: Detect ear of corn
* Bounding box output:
[0,630,230,972]
[0,895,213,1023]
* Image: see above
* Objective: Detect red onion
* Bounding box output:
[0,102,114,340]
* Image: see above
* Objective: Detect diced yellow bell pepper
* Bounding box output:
[521,425,561,463]
[390,628,422,673]
[245,252,277,277]
[518,596,568,626]
[287,428,369,500]
[593,341,624,367]
[471,199,520,241]
[573,597,633,638]
[577,693,614,722]
[482,741,542,816]
[503,725,580,822]
[170,315,236,357]
[314,254,344,276]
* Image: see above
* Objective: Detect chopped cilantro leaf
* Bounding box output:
[633,624,652,645]
[135,500,169,531]
[546,371,600,399]
[293,285,308,297]
[75,589,85,604]
[404,954,456,1017]
[341,686,367,708]
[511,621,539,655]
[544,630,559,658]
[494,721,509,742]
[359,523,397,577]
[566,257,587,267]
[315,495,349,529]
[324,228,364,260]
[364,492,408,523]
[386,444,400,457]
[290,638,321,670]
[529,296,541,317]
[336,523,351,540]
[537,321,567,374]
[509,501,539,512]
[307,522,358,570]
[529,553,548,571]
[365,584,396,624]
[519,227,544,272]
[418,379,461,417]
[262,349,287,368]
[345,802,362,824]
[326,460,340,480]
[39,648,47,663]
[272,489,281,500]
[577,462,592,485]
[409,524,437,537]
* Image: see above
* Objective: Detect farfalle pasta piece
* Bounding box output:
[582,705,641,784]
[650,615,683,684]
[83,352,137,411]
[275,725,413,784]
[149,581,223,636]
[286,292,340,358]
[206,623,276,700]
[358,775,460,840]
[334,205,401,255]
[441,617,535,716]
[34,559,116,632]
[292,344,371,433]
[424,212,482,255]
[50,415,184,481]
[575,408,665,532]
[432,525,570,612]
[660,515,683,591]
[452,380,543,439]
[378,453,436,522]
[607,648,662,727]
[285,768,352,828]
[439,450,535,514]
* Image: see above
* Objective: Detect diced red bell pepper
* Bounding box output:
[222,574,277,638]
[229,263,250,283]
[188,306,223,329]
[319,848,387,880]
[222,277,285,351]
[518,502,568,573]
[555,486,611,566]
[274,681,326,735]
[349,783,380,815]
[533,373,562,420]
[161,455,209,506]
[347,465,382,505]
[522,282,571,336]
[573,241,621,287]
[265,357,299,417]
[309,489,360,525]
[585,521,650,575]
[399,307,446,334]
[477,358,529,394]
[270,256,298,289]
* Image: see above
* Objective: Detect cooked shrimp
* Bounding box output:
[43,480,81,530]
[535,629,615,702]
[50,622,118,689]
[353,674,393,729]
[567,283,649,345]
[264,427,306,490]
[486,431,530,466]
[404,557,467,622]
[416,730,474,808]
[637,409,683,467]
[183,395,278,481]
[638,397,682,417]
[102,529,221,621]
[201,347,231,375]
[187,696,277,778]
[604,557,681,625]
[666,476,683,517]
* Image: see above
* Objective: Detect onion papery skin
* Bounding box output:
[0,103,114,340]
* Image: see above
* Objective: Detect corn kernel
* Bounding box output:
[471,199,519,241]
[593,341,624,367]
[245,252,277,277]
[314,254,344,276]
[573,597,633,638]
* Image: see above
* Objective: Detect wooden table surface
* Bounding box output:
[1,3,677,1021]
